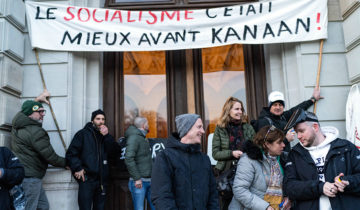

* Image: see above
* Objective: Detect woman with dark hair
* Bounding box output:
[228,125,290,210]
[212,97,255,209]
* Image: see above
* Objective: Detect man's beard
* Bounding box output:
[93,122,104,130]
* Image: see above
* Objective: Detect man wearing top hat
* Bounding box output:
[11,90,66,210]
[151,114,219,210]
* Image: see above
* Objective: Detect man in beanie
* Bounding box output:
[151,114,219,210]
[284,109,360,210]
[252,86,323,152]
[66,109,118,210]
[11,90,66,210]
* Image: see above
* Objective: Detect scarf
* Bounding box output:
[263,154,283,210]
[226,120,245,151]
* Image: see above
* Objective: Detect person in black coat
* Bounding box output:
[252,87,323,152]
[66,109,118,210]
[284,109,360,210]
[0,147,25,210]
[151,114,219,210]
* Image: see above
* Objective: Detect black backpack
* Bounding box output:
[250,116,273,132]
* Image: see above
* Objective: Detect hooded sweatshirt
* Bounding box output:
[302,126,339,210]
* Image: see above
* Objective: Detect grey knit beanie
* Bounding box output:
[175,114,200,138]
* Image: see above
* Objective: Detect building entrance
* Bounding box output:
[103,43,267,209]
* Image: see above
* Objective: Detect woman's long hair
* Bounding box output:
[217,97,247,128]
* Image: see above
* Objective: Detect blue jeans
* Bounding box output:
[22,177,49,210]
[128,180,155,210]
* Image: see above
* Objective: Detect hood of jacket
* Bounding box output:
[166,133,201,154]
[302,126,339,151]
[125,125,145,138]
[12,111,41,130]
[243,140,263,161]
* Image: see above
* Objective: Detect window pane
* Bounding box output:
[123,51,167,138]
[202,44,246,138]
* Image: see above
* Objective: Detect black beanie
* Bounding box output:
[91,109,106,121]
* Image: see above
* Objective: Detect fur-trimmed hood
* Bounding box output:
[243,140,263,161]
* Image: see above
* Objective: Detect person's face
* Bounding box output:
[229,102,243,120]
[295,122,316,147]
[269,102,284,116]
[29,108,46,123]
[143,121,149,132]
[265,138,285,156]
[93,114,105,129]
[184,118,205,144]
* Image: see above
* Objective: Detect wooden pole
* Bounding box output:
[34,49,67,151]
[313,39,324,114]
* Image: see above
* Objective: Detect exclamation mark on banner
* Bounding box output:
[317,13,321,30]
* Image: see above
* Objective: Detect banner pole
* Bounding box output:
[313,39,324,114]
[34,49,67,151]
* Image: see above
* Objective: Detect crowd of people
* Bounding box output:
[1,86,360,210]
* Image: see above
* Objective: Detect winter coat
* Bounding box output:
[253,99,314,152]
[212,124,255,171]
[346,84,360,148]
[66,122,116,183]
[229,141,283,210]
[11,112,66,179]
[124,125,152,180]
[0,147,24,210]
[151,133,219,210]
[284,128,360,210]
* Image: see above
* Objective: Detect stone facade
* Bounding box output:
[0,0,358,209]
[264,0,353,138]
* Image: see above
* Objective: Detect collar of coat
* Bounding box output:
[166,133,201,154]
[291,138,353,164]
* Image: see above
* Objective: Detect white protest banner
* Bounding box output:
[25,0,327,51]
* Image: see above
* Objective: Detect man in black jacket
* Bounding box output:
[253,87,322,152]
[66,109,117,210]
[151,114,219,210]
[0,147,24,210]
[284,109,360,210]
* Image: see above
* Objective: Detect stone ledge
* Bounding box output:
[346,35,360,52]
[342,1,360,20]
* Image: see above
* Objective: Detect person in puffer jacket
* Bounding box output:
[11,90,66,210]
[284,109,360,210]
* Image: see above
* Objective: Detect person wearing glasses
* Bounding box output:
[229,125,291,210]
[212,97,256,209]
[11,90,67,210]
[252,87,323,152]
[284,109,360,210]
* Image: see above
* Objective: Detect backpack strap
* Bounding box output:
[264,116,273,126]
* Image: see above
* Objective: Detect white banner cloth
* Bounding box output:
[25,0,328,51]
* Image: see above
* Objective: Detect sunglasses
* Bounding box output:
[35,110,46,114]
[264,125,276,142]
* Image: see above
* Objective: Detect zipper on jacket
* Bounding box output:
[91,130,104,194]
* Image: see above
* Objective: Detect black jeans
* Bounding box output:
[78,179,106,210]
